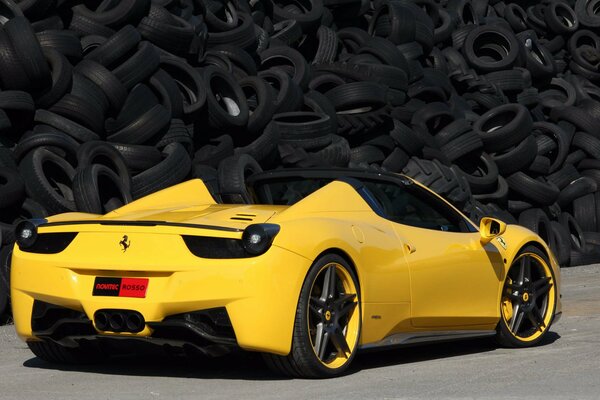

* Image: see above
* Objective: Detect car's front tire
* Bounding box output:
[497,245,557,347]
[264,254,361,378]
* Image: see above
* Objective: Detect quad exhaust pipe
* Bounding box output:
[94,310,145,333]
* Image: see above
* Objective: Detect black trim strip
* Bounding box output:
[41,220,243,232]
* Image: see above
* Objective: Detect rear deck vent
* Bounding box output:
[230,213,256,221]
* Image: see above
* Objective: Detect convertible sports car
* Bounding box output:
[11,168,561,378]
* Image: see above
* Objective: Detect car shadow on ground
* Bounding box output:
[23,332,560,380]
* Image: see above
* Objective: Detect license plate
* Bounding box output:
[92,277,149,298]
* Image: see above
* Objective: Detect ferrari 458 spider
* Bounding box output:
[11,168,561,378]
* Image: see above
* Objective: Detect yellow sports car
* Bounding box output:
[11,168,561,378]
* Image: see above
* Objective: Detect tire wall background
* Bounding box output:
[1,0,600,319]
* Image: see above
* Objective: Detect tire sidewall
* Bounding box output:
[497,245,557,347]
[294,254,361,377]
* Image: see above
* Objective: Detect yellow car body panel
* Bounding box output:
[11,175,561,357]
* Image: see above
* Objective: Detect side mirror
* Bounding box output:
[479,217,507,244]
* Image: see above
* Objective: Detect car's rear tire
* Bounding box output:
[27,340,104,364]
[496,245,557,347]
[263,254,361,378]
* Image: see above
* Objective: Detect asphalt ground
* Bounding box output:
[0,264,599,400]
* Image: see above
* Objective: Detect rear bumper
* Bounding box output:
[11,245,311,355]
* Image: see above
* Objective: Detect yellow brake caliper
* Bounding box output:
[502,278,514,321]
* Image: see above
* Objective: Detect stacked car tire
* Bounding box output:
[2,0,600,319]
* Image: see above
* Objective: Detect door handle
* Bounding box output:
[405,243,416,254]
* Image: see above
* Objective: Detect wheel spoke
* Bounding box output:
[506,283,522,291]
[529,306,546,330]
[309,297,323,318]
[337,300,357,319]
[519,256,531,285]
[320,266,337,302]
[533,277,552,296]
[507,292,521,302]
[314,324,329,360]
[511,305,525,334]
[330,329,351,358]
[333,293,356,307]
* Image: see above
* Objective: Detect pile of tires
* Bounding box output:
[2,0,600,320]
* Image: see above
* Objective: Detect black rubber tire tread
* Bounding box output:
[557,177,597,208]
[75,59,128,113]
[239,76,276,134]
[550,220,571,267]
[573,193,597,233]
[263,253,360,378]
[506,172,559,206]
[559,212,586,253]
[107,104,171,145]
[112,41,160,89]
[463,25,520,73]
[234,122,280,163]
[547,164,580,190]
[272,0,324,31]
[36,29,83,61]
[484,69,530,92]
[454,152,499,195]
[274,112,334,150]
[402,157,472,208]
[258,69,303,113]
[77,140,131,191]
[572,131,600,160]
[110,143,162,173]
[217,154,263,204]
[532,122,571,174]
[390,119,425,156]
[137,13,194,55]
[473,175,509,206]
[4,16,51,90]
[204,66,249,129]
[131,142,191,199]
[35,49,73,109]
[570,247,600,267]
[73,164,132,214]
[324,82,387,112]
[0,29,31,91]
[313,25,338,64]
[492,135,538,176]
[155,119,193,154]
[34,109,99,143]
[160,56,207,119]
[260,46,312,91]
[207,13,256,50]
[0,245,11,321]
[550,100,600,136]
[85,25,141,68]
[0,167,25,209]
[13,128,80,162]
[518,208,556,251]
[440,130,483,162]
[18,147,76,215]
[149,68,184,119]
[49,93,105,134]
[314,62,408,91]
[210,44,258,78]
[474,103,533,153]
[71,0,150,29]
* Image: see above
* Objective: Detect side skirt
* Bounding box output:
[359,330,497,351]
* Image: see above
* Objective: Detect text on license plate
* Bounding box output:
[92,277,149,298]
